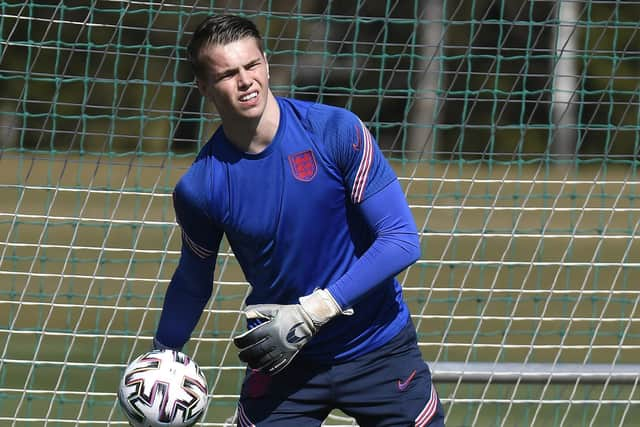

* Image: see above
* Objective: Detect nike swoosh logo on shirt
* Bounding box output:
[352,124,362,150]
[397,369,417,391]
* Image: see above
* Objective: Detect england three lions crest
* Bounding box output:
[288,150,317,182]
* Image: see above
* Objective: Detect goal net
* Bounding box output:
[1,1,639,426]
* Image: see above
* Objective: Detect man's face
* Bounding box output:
[196,37,270,122]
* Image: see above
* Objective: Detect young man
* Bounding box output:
[154,14,445,427]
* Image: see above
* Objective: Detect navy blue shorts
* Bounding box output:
[236,320,445,426]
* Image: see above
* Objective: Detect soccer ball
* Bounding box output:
[118,349,209,427]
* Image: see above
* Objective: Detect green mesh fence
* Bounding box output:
[1,1,639,426]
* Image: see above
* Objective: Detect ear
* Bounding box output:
[196,77,207,97]
[264,52,270,79]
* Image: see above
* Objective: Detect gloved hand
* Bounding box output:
[233,288,347,375]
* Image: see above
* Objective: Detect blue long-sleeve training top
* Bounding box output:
[156,97,421,362]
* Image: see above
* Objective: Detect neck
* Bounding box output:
[222,91,280,154]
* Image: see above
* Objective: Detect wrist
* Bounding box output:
[299,288,345,327]
[153,336,182,352]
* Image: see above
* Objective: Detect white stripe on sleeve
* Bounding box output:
[182,229,215,259]
[351,121,374,204]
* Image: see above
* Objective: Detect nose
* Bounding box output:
[237,69,251,89]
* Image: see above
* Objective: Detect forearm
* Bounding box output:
[155,249,215,349]
[327,180,421,309]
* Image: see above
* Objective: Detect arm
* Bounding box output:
[154,177,222,350]
[326,178,421,309]
[322,109,420,309]
[154,244,217,350]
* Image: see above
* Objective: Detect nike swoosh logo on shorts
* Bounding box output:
[397,369,417,391]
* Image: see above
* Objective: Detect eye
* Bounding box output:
[215,71,235,83]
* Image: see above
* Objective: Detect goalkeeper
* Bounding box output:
[154,14,445,427]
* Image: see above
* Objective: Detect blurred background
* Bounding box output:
[2,0,638,160]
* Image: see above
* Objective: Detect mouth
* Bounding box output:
[239,91,258,102]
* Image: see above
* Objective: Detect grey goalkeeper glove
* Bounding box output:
[233,289,348,375]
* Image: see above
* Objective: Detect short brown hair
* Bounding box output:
[187,15,263,80]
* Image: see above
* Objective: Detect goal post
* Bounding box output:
[432,362,640,385]
[1,1,639,426]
